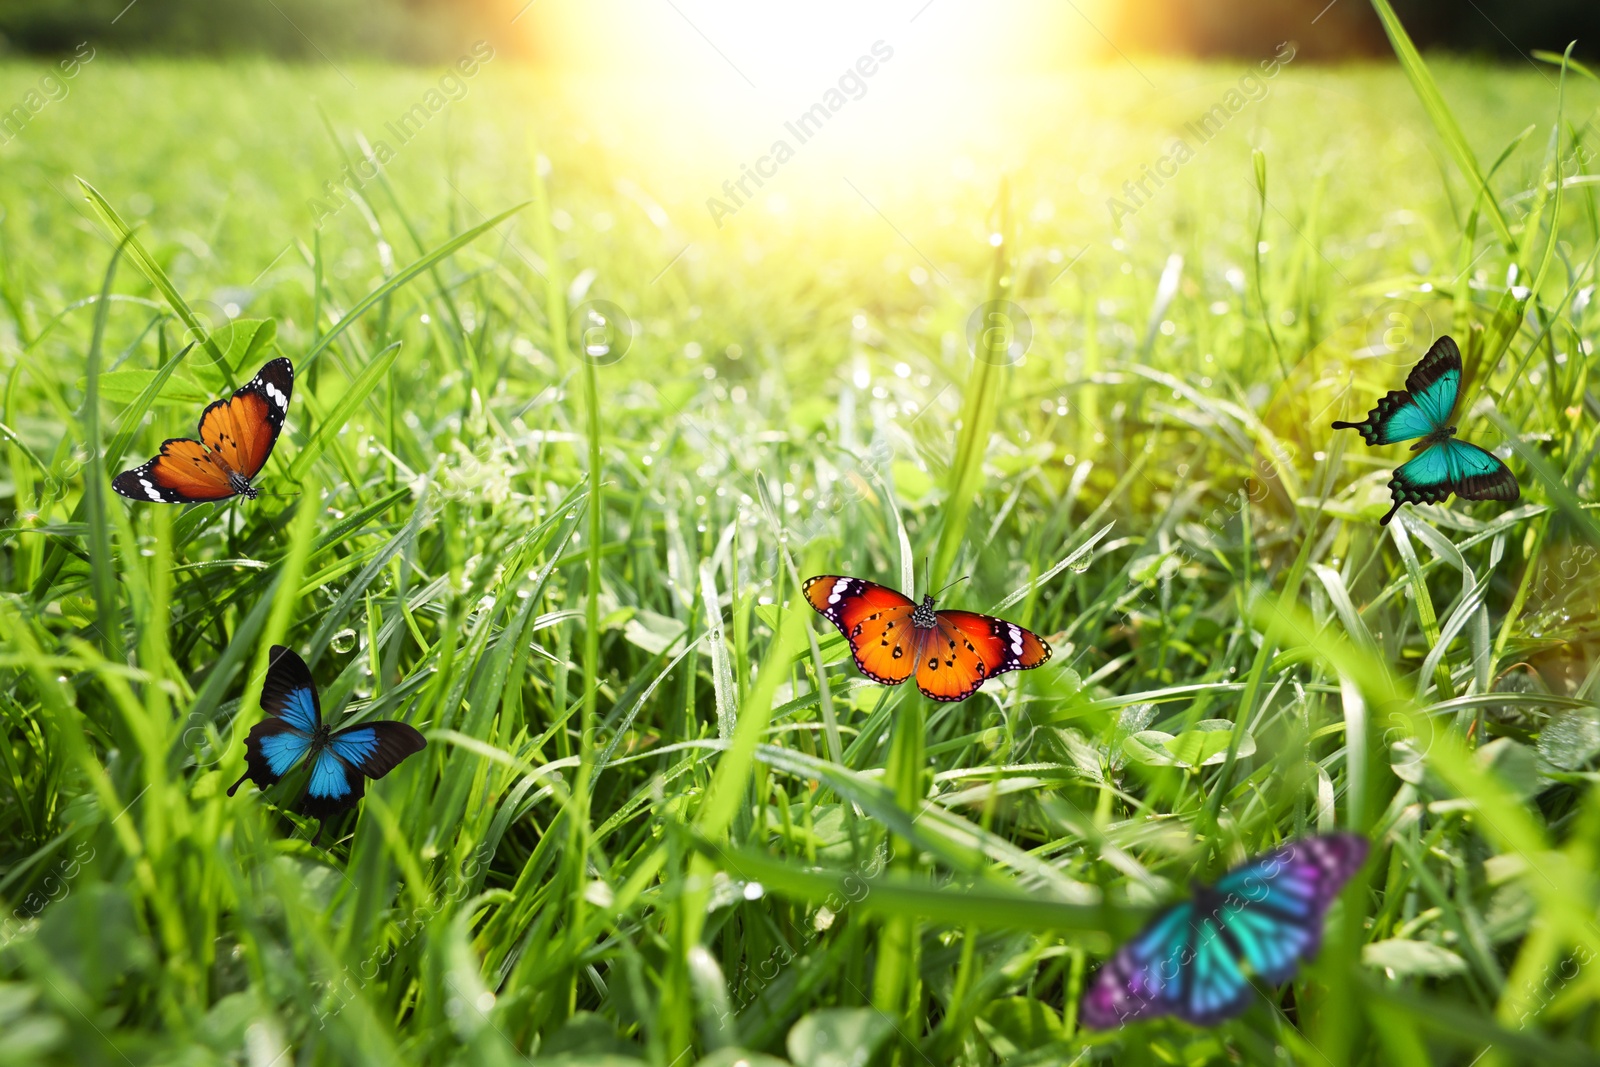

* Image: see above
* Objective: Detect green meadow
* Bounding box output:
[2,12,1600,1066]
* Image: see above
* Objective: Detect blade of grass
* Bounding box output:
[299,201,531,373]
[285,340,402,484]
[77,178,231,380]
[1367,0,1516,249]
[82,239,128,662]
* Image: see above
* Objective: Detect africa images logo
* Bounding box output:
[307,41,496,228]
[1105,41,1296,226]
[0,42,96,147]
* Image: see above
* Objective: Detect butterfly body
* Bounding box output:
[1410,423,1455,452]
[1331,337,1517,525]
[1080,832,1369,1029]
[803,575,1051,702]
[113,358,293,504]
[227,645,426,841]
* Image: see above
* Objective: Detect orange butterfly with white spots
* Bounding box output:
[113,358,293,503]
[803,575,1052,702]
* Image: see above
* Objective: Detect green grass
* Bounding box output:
[2,21,1600,1066]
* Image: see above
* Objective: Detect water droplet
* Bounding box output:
[1070,556,1092,574]
[330,629,357,654]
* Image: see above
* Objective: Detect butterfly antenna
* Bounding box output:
[932,574,970,600]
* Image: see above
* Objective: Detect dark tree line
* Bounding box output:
[0,0,1594,62]
[0,0,515,62]
[1112,0,1597,61]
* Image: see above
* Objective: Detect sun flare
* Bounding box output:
[513,0,1107,227]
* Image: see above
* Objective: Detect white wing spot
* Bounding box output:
[828,578,851,605]
[1008,625,1024,655]
[263,382,289,410]
[139,477,162,501]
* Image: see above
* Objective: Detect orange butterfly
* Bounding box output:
[803,575,1052,702]
[113,358,293,503]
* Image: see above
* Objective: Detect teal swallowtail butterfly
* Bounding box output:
[1331,336,1518,525]
[227,645,426,843]
[1080,832,1369,1028]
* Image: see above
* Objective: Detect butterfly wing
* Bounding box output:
[1080,901,1198,1028]
[1082,905,1252,1028]
[327,721,427,779]
[228,718,313,798]
[1183,913,1253,1025]
[297,721,425,820]
[112,438,237,503]
[910,611,1050,702]
[197,357,294,481]
[1332,335,1461,445]
[1209,897,1315,988]
[1442,440,1519,502]
[1381,438,1518,525]
[1081,833,1369,1030]
[803,575,919,686]
[1210,832,1370,986]
[1213,832,1369,916]
[299,746,365,819]
[259,645,322,732]
[937,611,1052,680]
[227,645,323,798]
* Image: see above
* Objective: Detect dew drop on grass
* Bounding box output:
[330,629,357,654]
[1070,556,1092,574]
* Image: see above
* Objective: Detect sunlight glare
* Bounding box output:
[517,1,1106,222]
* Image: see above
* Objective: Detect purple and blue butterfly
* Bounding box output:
[1080,832,1369,1029]
[227,645,427,843]
[1332,335,1519,525]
